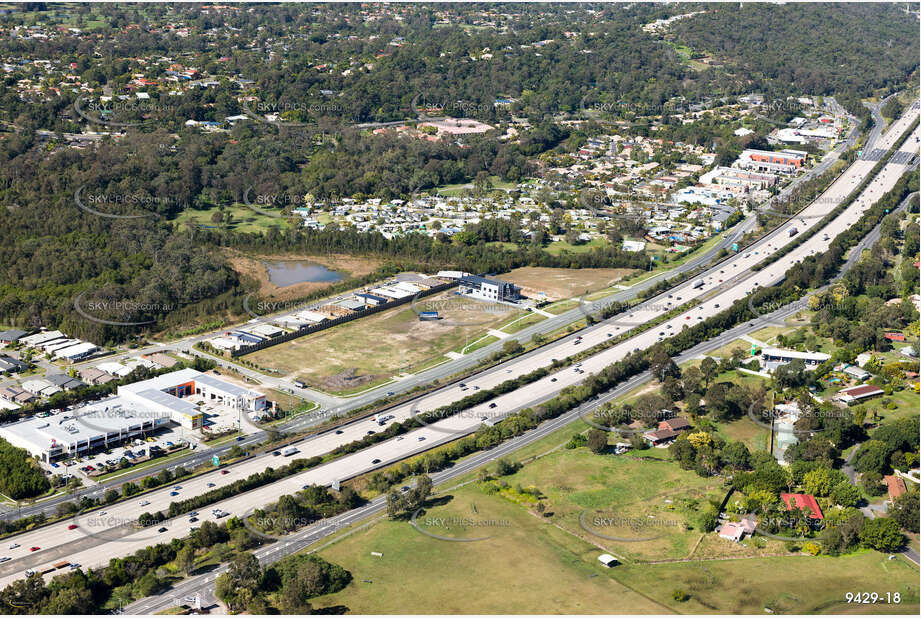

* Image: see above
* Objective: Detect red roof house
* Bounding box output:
[781,493,824,520]
[658,417,691,432]
[883,475,907,502]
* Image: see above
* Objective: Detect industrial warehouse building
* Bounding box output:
[0,368,265,462]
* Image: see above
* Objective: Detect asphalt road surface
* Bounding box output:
[3,103,916,595]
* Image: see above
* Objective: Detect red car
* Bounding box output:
[67,524,78,530]
[220,470,229,475]
[29,546,40,552]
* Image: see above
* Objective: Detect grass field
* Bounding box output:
[545,237,611,255]
[308,483,672,614]
[310,468,918,614]
[497,446,725,563]
[174,204,296,234]
[503,266,637,301]
[615,551,919,614]
[242,291,525,393]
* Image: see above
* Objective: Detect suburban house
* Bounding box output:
[658,417,691,432]
[643,428,682,446]
[0,329,29,345]
[718,516,757,542]
[834,384,884,405]
[883,475,907,502]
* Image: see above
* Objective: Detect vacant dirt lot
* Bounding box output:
[503,267,637,301]
[242,290,525,393]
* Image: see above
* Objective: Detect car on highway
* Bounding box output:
[220,470,230,475]
[366,430,375,435]
[189,517,198,523]
[68,524,78,530]
[207,482,216,488]
[418,436,426,441]
[272,451,281,456]
[8,544,19,550]
[371,459,381,464]
[0,556,11,563]
[335,429,344,434]
[489,402,498,408]
[170,491,179,496]
[157,527,168,533]
[550,377,557,382]
[29,546,40,552]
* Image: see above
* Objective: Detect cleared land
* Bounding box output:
[309,483,671,614]
[310,470,918,614]
[243,291,527,393]
[503,266,637,301]
[615,551,918,614]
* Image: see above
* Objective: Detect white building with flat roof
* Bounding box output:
[761,347,831,372]
[0,396,171,462]
[1,369,267,461]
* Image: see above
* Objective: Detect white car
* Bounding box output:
[139,501,150,507]
[8,543,20,550]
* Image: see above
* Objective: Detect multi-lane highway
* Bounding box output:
[0,99,868,526]
[3,101,916,594]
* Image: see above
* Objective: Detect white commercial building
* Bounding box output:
[760,347,831,372]
[19,330,66,348]
[0,397,172,462]
[53,341,99,361]
[0,369,266,462]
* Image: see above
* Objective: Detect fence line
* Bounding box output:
[231,281,458,357]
